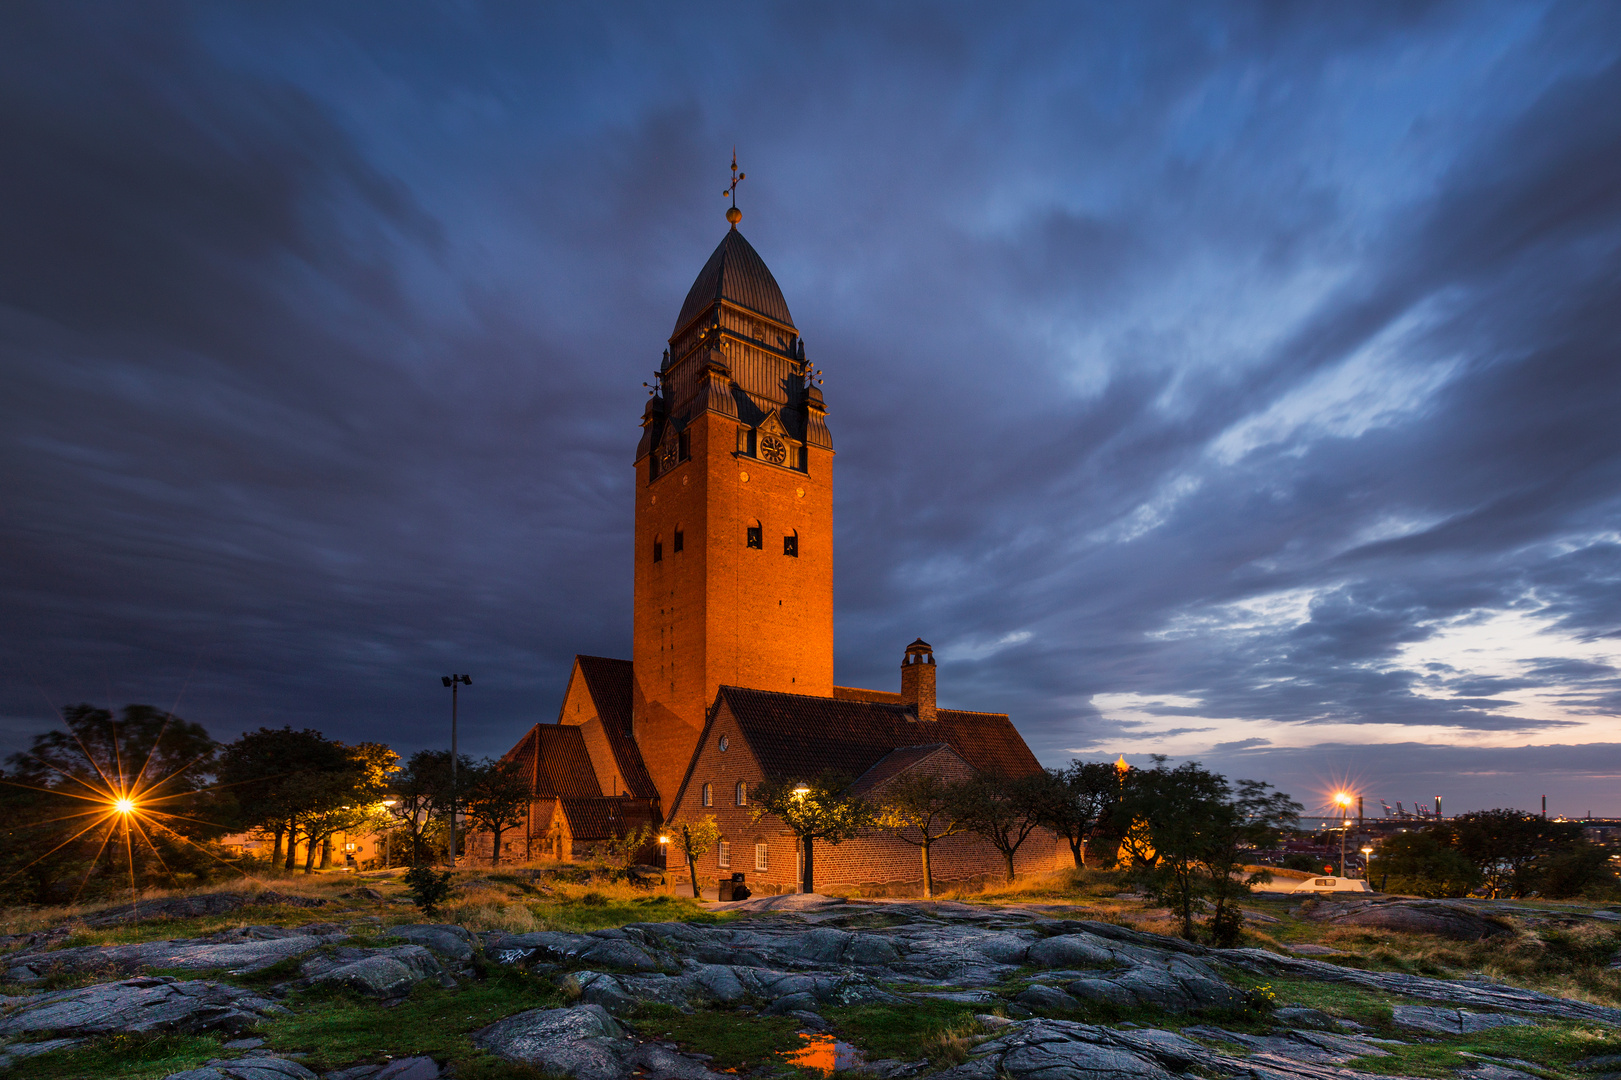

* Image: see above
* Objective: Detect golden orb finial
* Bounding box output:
[724,149,746,229]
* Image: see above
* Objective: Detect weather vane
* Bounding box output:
[724,148,745,227]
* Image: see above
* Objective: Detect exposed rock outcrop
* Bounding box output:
[1300,899,1511,941]
[298,944,450,998]
[0,976,283,1038]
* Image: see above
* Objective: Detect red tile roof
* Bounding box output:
[847,743,961,797]
[572,655,657,800]
[505,724,602,798]
[558,797,659,842]
[714,685,1042,788]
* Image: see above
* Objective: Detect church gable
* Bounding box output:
[557,655,657,801]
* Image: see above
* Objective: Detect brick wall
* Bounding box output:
[666,701,1067,894]
[633,404,835,808]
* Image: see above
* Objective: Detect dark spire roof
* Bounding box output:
[672,229,795,339]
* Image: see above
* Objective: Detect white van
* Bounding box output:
[1291,876,1372,894]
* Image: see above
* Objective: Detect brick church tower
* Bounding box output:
[631,201,834,806]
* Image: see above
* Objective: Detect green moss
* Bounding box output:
[1221,969,1402,1029]
[260,967,566,1070]
[6,1032,224,1080]
[1344,1021,1621,1078]
[626,1002,804,1072]
[518,895,724,933]
[823,1000,986,1063]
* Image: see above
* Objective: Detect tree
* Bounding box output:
[1,704,225,903]
[463,757,531,865]
[603,822,657,868]
[217,727,354,869]
[1118,758,1298,943]
[1038,761,1122,868]
[383,749,471,865]
[750,774,874,894]
[1198,779,1300,946]
[1368,831,1481,898]
[1535,840,1618,899]
[874,772,969,899]
[1445,810,1585,898]
[295,742,398,871]
[953,771,1053,883]
[672,816,722,898]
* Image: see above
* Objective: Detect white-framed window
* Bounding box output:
[755,842,769,872]
[702,783,712,807]
[717,841,730,869]
[735,780,748,806]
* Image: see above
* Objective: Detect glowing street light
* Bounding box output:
[113,797,136,815]
[1360,845,1374,881]
[792,783,811,799]
[1332,791,1355,875]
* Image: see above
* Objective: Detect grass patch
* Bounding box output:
[1222,969,1402,1029]
[626,1002,803,1072]
[7,1032,224,1080]
[1345,1021,1621,1078]
[260,966,565,1071]
[824,1000,989,1064]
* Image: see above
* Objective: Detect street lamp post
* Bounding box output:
[792,783,812,894]
[441,674,472,868]
[1334,792,1354,876]
[1360,845,1374,880]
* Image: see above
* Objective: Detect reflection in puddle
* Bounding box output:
[781,1032,865,1074]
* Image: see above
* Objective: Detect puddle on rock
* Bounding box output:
[780,1032,865,1075]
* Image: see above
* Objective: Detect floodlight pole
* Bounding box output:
[442,674,472,867]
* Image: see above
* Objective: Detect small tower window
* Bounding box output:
[653,537,663,563]
[717,841,730,869]
[735,780,748,806]
[784,530,798,557]
[674,528,684,554]
[678,430,691,461]
[746,522,763,549]
[702,783,712,807]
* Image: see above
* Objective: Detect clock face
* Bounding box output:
[759,434,788,465]
[659,440,678,471]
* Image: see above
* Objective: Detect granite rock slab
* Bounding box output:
[163,1056,319,1080]
[0,976,283,1038]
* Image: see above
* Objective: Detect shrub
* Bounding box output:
[403,865,454,917]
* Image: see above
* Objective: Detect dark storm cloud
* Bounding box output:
[2,3,1619,812]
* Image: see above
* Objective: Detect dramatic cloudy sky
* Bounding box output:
[4,2,1619,816]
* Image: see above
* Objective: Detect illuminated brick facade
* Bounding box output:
[486,215,1062,889]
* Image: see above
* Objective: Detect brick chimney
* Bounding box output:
[899,638,936,723]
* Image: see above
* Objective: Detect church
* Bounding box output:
[481,183,1061,894]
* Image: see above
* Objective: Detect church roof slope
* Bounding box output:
[558,797,658,843]
[848,743,964,798]
[573,655,657,800]
[506,724,602,799]
[714,685,1042,785]
[672,229,795,338]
